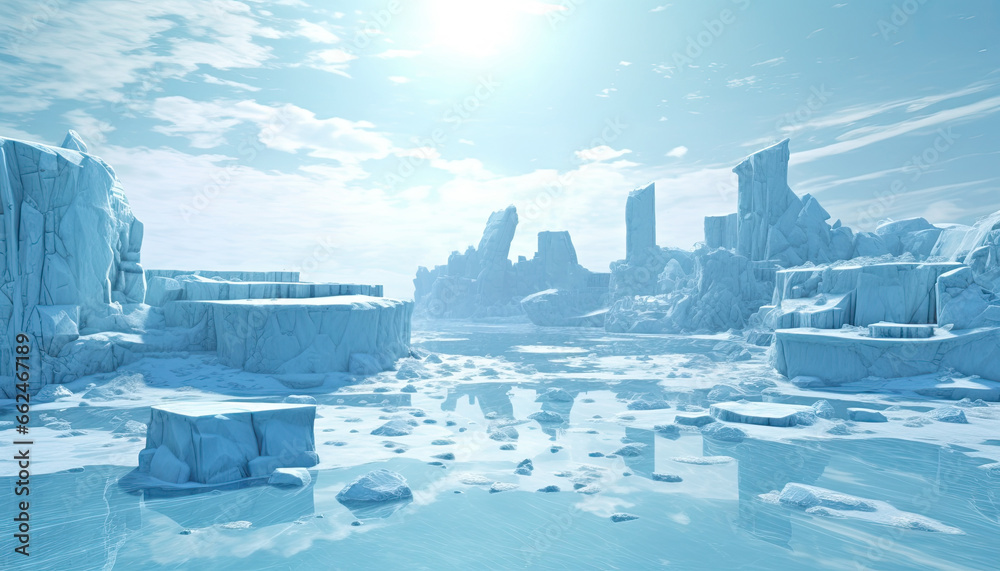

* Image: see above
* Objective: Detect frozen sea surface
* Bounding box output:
[2,321,1000,570]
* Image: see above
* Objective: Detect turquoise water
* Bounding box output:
[2,323,999,570]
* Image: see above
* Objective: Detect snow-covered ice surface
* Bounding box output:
[2,321,1000,570]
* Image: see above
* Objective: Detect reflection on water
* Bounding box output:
[6,323,1000,570]
[5,435,999,570]
[142,477,316,529]
[0,466,140,571]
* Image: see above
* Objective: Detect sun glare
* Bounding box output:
[428,0,525,58]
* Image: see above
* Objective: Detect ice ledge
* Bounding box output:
[772,326,1000,384]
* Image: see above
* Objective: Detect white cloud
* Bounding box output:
[666,146,688,158]
[597,87,618,98]
[63,109,116,146]
[201,74,261,92]
[0,0,279,109]
[619,61,632,66]
[295,20,340,43]
[574,145,632,162]
[726,76,758,88]
[752,56,786,67]
[388,76,410,84]
[149,96,395,169]
[575,145,631,162]
[792,95,1000,165]
[305,49,358,78]
[650,5,670,12]
[780,84,991,136]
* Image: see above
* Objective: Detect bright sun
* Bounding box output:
[428,0,530,58]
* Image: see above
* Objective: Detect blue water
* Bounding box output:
[2,323,998,570]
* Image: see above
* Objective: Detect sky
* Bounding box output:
[1,0,998,298]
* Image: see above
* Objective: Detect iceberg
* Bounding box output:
[336,469,413,504]
[413,206,609,322]
[138,402,319,485]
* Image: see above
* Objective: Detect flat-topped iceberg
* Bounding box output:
[138,402,319,485]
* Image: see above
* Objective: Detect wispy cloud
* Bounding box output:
[726,76,758,88]
[792,95,1000,165]
[0,0,279,109]
[295,19,340,43]
[575,145,632,162]
[304,48,357,78]
[666,146,688,158]
[781,84,992,136]
[63,109,115,146]
[752,56,786,67]
[201,74,261,92]
[149,96,395,170]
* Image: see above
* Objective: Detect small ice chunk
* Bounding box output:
[489,426,519,441]
[926,407,968,424]
[701,423,747,443]
[458,473,493,485]
[710,401,812,427]
[371,419,415,436]
[337,470,413,503]
[811,400,835,419]
[269,468,311,486]
[778,483,878,512]
[540,388,574,402]
[528,411,565,423]
[651,473,682,482]
[674,414,715,427]
[33,385,73,403]
[613,443,647,457]
[627,398,671,411]
[283,395,318,404]
[611,513,639,522]
[515,459,534,475]
[848,408,887,423]
[489,482,518,493]
[654,424,681,438]
[537,485,560,493]
[707,385,744,402]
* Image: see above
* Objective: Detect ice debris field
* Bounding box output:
[2,133,1000,569]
